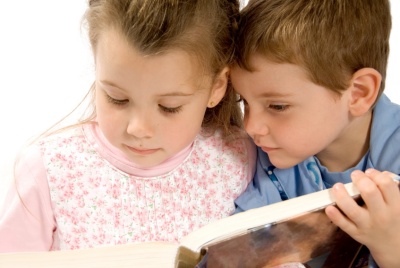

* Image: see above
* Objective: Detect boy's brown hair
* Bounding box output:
[235,0,391,98]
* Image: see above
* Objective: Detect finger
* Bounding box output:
[325,204,357,235]
[365,169,400,207]
[351,170,389,217]
[329,182,367,231]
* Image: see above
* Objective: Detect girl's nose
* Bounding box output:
[126,113,154,139]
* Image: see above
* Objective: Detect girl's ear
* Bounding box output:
[207,67,229,108]
[348,67,381,117]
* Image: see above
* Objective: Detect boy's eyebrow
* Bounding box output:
[258,92,293,98]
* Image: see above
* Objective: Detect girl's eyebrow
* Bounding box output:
[100,79,194,97]
[99,80,127,91]
[158,92,194,97]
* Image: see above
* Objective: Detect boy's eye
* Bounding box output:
[106,94,128,106]
[269,104,288,111]
[159,105,182,114]
[236,96,248,105]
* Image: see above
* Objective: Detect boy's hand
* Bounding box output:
[325,169,400,268]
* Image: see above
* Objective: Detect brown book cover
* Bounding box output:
[198,209,364,268]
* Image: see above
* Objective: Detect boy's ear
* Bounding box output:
[348,67,381,116]
[207,67,229,108]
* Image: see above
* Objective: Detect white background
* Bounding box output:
[0,1,399,205]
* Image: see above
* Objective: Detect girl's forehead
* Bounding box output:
[96,28,204,68]
[104,30,210,77]
[94,32,213,94]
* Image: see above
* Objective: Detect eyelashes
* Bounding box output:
[236,95,245,104]
[105,94,128,106]
[105,94,182,114]
[236,95,290,112]
[268,104,289,112]
[158,105,182,114]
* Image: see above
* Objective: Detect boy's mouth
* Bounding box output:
[260,146,278,153]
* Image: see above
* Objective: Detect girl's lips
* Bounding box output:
[127,146,160,155]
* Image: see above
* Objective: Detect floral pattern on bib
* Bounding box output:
[39,126,251,250]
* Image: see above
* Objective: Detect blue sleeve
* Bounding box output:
[369,94,400,175]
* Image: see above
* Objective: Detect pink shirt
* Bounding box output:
[0,123,255,252]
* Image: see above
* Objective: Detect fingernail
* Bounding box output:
[333,183,343,191]
[365,168,375,175]
[351,170,363,177]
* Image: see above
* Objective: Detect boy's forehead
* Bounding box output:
[238,53,284,72]
[234,54,305,77]
[231,55,318,97]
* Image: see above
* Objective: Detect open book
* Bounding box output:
[0,182,371,268]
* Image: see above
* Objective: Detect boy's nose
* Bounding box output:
[244,110,269,138]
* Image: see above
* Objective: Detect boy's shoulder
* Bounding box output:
[371,94,400,141]
[370,94,400,173]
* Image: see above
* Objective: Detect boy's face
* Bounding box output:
[231,55,351,169]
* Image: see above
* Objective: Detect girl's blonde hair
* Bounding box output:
[14,0,245,215]
[79,0,243,137]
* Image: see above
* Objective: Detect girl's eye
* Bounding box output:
[159,105,182,114]
[105,94,128,106]
[269,104,289,111]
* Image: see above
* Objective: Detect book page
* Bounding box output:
[0,242,178,268]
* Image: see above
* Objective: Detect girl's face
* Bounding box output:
[94,29,223,168]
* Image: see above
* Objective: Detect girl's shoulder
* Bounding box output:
[192,128,257,184]
[24,124,89,160]
[16,124,86,160]
[35,124,86,147]
[197,127,256,160]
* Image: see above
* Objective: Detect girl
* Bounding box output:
[0,0,255,252]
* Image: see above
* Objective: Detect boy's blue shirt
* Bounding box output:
[235,94,400,212]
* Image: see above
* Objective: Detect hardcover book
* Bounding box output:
[0,182,372,268]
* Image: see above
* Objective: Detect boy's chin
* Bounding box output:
[268,157,304,170]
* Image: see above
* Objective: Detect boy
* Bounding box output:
[231,0,400,267]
